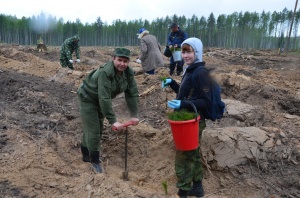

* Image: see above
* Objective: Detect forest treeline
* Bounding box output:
[0,7,299,49]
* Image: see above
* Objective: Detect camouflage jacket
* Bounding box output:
[60,35,80,60]
[82,61,139,124]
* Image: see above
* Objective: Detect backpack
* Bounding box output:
[192,67,225,121]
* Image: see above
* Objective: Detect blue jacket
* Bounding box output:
[167,29,188,46]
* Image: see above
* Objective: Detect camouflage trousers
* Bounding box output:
[60,52,74,70]
[77,85,104,152]
[175,120,206,191]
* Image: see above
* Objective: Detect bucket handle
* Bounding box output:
[185,100,198,122]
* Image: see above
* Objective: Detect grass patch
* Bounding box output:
[170,47,182,52]
[161,181,168,195]
[167,109,197,121]
[159,76,167,82]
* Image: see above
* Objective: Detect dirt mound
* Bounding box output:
[0,45,300,198]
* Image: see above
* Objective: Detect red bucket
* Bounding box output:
[168,116,200,151]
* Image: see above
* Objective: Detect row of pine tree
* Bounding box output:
[0,8,299,49]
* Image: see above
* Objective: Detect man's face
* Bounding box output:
[113,56,129,73]
[171,26,179,32]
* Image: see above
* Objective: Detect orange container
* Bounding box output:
[168,116,200,151]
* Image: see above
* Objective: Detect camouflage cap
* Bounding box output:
[114,48,131,59]
[73,34,80,41]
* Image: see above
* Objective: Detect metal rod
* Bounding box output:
[125,127,128,171]
[123,127,128,181]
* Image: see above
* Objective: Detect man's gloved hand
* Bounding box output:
[69,60,73,63]
[161,78,173,88]
[167,100,181,109]
[136,59,141,64]
[112,122,124,131]
[129,117,139,125]
[76,59,80,63]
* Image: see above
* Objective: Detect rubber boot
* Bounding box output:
[176,189,189,198]
[188,180,204,198]
[81,145,90,162]
[90,151,102,173]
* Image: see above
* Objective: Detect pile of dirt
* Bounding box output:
[0,45,300,198]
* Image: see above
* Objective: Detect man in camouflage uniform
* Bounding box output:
[60,35,81,70]
[77,47,139,173]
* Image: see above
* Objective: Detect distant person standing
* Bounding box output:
[37,37,47,52]
[60,35,81,70]
[136,28,164,74]
[167,23,188,76]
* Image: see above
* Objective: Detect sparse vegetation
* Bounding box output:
[161,181,168,195]
[167,109,197,121]
[159,76,167,82]
[170,47,182,53]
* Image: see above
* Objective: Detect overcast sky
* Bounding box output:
[1,0,297,24]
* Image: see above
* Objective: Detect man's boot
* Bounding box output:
[81,145,90,162]
[176,189,189,198]
[90,151,102,173]
[188,180,204,198]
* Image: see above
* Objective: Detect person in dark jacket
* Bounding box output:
[162,37,210,198]
[167,23,188,76]
[77,48,139,173]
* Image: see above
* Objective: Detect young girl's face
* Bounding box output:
[181,45,195,65]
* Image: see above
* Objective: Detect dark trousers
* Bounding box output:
[145,69,155,75]
[59,53,74,69]
[170,56,184,75]
[77,86,104,152]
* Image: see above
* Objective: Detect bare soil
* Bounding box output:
[0,44,299,198]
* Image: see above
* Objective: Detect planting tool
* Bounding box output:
[112,121,135,181]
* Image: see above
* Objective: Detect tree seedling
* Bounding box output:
[160,76,168,110]
[167,109,197,121]
[161,180,168,195]
[159,76,167,83]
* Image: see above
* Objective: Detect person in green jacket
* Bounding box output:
[60,35,81,70]
[77,47,139,173]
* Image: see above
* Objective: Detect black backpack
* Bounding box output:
[192,67,225,121]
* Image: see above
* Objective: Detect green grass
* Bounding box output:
[167,109,197,121]
[170,47,182,52]
[159,76,167,82]
[161,181,168,195]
